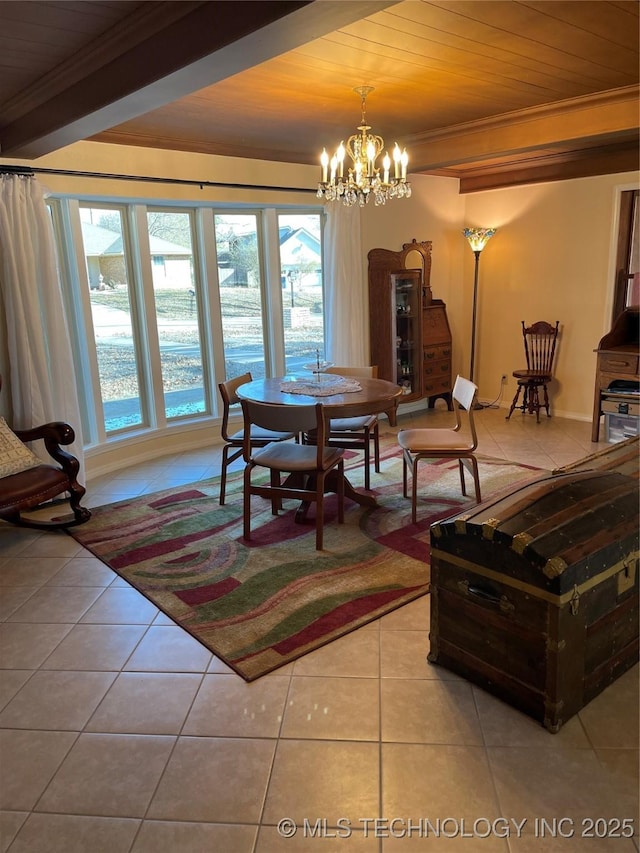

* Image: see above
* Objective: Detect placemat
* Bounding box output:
[280,377,362,396]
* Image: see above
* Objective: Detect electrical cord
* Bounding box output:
[477,379,507,410]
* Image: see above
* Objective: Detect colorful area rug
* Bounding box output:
[69,441,542,680]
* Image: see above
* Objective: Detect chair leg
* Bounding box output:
[337,461,344,524]
[220,445,242,504]
[411,457,419,525]
[219,445,230,504]
[525,385,535,417]
[458,459,467,496]
[542,383,551,417]
[270,470,280,514]
[459,457,481,503]
[315,474,325,550]
[506,385,523,420]
[313,463,344,550]
[363,429,371,491]
[468,456,481,502]
[68,485,91,524]
[373,422,380,473]
[243,466,252,541]
[402,451,409,498]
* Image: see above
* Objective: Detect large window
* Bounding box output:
[80,205,144,433]
[146,209,206,420]
[215,213,266,381]
[279,213,325,372]
[50,200,324,445]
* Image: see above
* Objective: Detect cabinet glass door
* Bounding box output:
[392,270,421,396]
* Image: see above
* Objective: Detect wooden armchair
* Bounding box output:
[0,412,91,530]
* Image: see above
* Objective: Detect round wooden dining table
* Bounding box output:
[236,374,402,509]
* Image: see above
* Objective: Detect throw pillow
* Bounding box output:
[0,417,42,477]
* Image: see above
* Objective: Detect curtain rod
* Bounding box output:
[0,164,316,194]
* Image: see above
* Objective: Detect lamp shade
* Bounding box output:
[463,227,496,252]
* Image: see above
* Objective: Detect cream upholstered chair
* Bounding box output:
[241,400,344,551]
[306,365,380,490]
[397,375,481,523]
[218,373,295,505]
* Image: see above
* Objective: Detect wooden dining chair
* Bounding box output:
[304,365,380,490]
[397,375,481,523]
[218,373,295,504]
[241,400,345,550]
[506,320,560,422]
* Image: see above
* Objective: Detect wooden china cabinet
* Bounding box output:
[368,239,453,409]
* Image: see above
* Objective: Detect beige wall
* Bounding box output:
[3,141,638,428]
[362,171,639,420]
[361,175,466,399]
[1,141,320,207]
[463,175,639,419]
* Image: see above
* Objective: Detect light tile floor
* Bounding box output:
[0,406,638,853]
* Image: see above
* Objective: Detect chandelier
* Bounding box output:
[317,86,411,207]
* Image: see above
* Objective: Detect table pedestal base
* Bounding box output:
[274,471,377,523]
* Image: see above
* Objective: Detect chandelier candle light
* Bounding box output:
[463,227,497,397]
[318,86,411,207]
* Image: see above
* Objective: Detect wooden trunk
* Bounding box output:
[428,468,639,732]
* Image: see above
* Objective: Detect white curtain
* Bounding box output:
[323,203,369,366]
[0,173,84,469]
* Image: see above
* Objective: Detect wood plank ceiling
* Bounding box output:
[0,0,638,192]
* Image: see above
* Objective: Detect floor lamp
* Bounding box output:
[463,227,496,405]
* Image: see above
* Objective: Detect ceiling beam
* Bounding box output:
[409,86,640,172]
[0,0,394,159]
[454,141,640,193]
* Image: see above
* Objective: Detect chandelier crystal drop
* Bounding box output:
[317,86,411,207]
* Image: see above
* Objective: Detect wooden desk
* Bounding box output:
[592,308,639,442]
[237,375,402,509]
